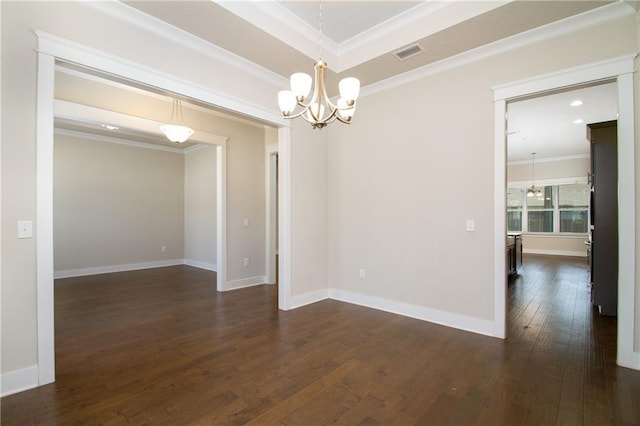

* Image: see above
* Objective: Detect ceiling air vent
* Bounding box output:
[393,43,424,61]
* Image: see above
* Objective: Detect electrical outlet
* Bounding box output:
[161,246,167,252]
[359,269,366,279]
[244,257,249,267]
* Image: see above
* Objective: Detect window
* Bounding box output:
[527,186,554,232]
[558,184,589,233]
[507,187,525,232]
[506,183,589,234]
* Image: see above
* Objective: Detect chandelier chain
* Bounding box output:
[318,2,323,61]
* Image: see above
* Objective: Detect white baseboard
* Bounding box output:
[1,365,39,397]
[54,259,185,279]
[223,275,266,291]
[328,289,496,338]
[288,289,330,309]
[183,259,217,272]
[523,248,587,257]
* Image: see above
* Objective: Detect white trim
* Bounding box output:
[362,3,634,99]
[493,54,636,101]
[265,144,278,285]
[493,54,638,370]
[36,52,56,386]
[54,259,185,279]
[84,1,287,89]
[54,99,228,146]
[507,176,588,187]
[1,365,39,397]
[184,259,217,272]
[330,289,496,337]
[55,128,186,154]
[36,31,286,127]
[615,71,639,370]
[216,144,227,292]
[35,32,292,389]
[493,98,507,339]
[522,233,588,239]
[507,154,590,166]
[224,276,267,291]
[288,289,330,309]
[277,127,292,310]
[523,249,587,257]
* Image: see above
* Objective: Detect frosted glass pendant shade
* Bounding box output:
[337,98,355,120]
[160,124,194,143]
[339,77,360,103]
[290,73,312,101]
[278,90,297,115]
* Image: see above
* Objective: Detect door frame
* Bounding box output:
[492,54,638,369]
[265,144,278,285]
[35,31,292,385]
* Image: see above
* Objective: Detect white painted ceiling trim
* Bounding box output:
[54,99,229,146]
[37,30,286,127]
[215,0,340,71]
[217,0,512,73]
[507,176,589,187]
[85,1,287,88]
[507,153,590,166]
[363,1,635,100]
[335,0,511,72]
[55,128,190,154]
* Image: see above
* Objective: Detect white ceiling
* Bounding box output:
[507,82,618,162]
[277,1,423,45]
[57,1,623,160]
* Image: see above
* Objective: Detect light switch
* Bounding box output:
[18,220,33,239]
[243,218,249,228]
[466,219,475,232]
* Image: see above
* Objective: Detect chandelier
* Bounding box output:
[277,3,360,129]
[160,99,194,143]
[527,152,542,198]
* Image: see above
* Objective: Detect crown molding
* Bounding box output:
[54,99,228,146]
[214,0,340,67]
[335,1,509,73]
[54,128,188,154]
[361,1,635,99]
[507,154,590,166]
[37,30,286,127]
[84,0,287,88]
[216,0,510,74]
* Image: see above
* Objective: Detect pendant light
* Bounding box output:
[527,152,542,198]
[160,99,194,143]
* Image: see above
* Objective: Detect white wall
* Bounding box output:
[53,133,185,275]
[327,12,638,332]
[184,145,217,271]
[289,122,329,304]
[226,128,267,286]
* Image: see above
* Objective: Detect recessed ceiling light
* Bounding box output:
[573,119,584,124]
[101,124,119,130]
[570,100,583,107]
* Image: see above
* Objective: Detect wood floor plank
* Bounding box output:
[2,256,640,425]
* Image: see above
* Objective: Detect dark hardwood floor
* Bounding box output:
[2,255,640,425]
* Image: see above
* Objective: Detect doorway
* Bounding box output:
[35,33,293,386]
[493,54,637,369]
